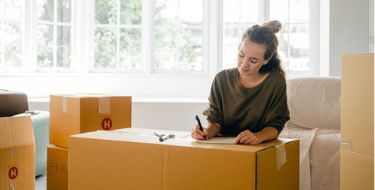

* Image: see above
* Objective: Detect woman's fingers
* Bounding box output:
[235,130,261,145]
[191,124,206,140]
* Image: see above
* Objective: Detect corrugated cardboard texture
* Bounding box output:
[341,149,374,190]
[0,115,35,190]
[341,53,374,156]
[69,137,163,190]
[50,95,132,148]
[69,128,299,190]
[47,146,69,190]
[257,141,299,190]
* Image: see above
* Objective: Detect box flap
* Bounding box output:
[0,115,34,149]
[71,128,297,153]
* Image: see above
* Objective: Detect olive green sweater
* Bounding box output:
[204,68,290,136]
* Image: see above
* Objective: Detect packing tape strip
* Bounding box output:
[99,97,111,114]
[62,97,67,113]
[276,143,287,170]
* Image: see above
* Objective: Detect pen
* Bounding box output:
[159,135,169,142]
[195,115,207,139]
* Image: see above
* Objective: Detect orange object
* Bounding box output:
[47,145,69,190]
[50,95,132,148]
[69,128,299,190]
[0,115,35,190]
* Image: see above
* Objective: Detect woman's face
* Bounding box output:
[237,39,267,77]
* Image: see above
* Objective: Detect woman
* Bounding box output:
[192,20,290,145]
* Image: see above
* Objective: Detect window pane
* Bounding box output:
[4,0,23,20]
[4,21,22,67]
[0,1,3,20]
[58,0,71,23]
[290,0,309,23]
[37,24,53,67]
[154,0,203,72]
[0,24,2,66]
[288,23,310,71]
[269,0,288,23]
[277,25,289,69]
[119,28,141,70]
[223,0,258,69]
[95,0,117,24]
[57,25,71,68]
[120,0,141,25]
[95,27,117,68]
[224,0,258,24]
[222,26,243,69]
[37,0,54,21]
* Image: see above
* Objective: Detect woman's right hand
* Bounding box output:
[191,124,208,140]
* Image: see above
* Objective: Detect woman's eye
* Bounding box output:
[238,53,244,58]
[250,59,258,64]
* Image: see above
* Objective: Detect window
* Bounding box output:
[0,0,25,71]
[94,0,142,71]
[270,0,310,74]
[36,0,72,71]
[222,0,259,69]
[0,0,317,98]
[153,0,203,73]
[222,0,313,76]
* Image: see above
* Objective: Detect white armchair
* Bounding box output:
[280,77,341,190]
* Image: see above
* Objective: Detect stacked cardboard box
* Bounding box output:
[47,95,132,190]
[68,128,299,190]
[341,53,374,190]
[0,114,35,189]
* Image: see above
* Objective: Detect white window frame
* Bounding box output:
[0,0,319,99]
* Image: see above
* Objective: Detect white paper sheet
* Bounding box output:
[196,137,236,144]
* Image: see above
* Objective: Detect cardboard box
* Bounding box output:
[341,53,374,156]
[340,148,374,190]
[50,95,132,148]
[0,115,35,190]
[47,145,69,190]
[69,128,299,190]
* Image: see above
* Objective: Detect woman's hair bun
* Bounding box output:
[263,20,282,33]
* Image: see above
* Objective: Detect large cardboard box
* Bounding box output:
[47,145,69,190]
[50,95,132,148]
[69,128,299,190]
[341,53,374,156]
[341,53,374,190]
[0,115,35,190]
[340,149,374,190]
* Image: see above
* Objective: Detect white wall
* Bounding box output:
[328,0,371,76]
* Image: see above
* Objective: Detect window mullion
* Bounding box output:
[1,0,4,69]
[208,0,221,79]
[53,0,57,69]
[142,0,153,74]
[116,0,120,69]
[259,0,269,23]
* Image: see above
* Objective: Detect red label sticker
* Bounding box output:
[101,118,112,130]
[8,167,18,180]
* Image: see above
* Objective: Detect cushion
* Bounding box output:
[0,90,29,117]
[286,77,341,129]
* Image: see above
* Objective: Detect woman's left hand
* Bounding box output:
[234,130,263,145]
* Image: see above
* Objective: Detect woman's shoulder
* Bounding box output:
[266,71,287,89]
[215,68,237,79]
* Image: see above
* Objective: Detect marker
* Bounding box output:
[159,135,169,142]
[195,115,207,139]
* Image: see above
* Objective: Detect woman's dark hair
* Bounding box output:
[241,20,285,76]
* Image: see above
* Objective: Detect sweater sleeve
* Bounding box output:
[204,74,224,126]
[263,77,290,134]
